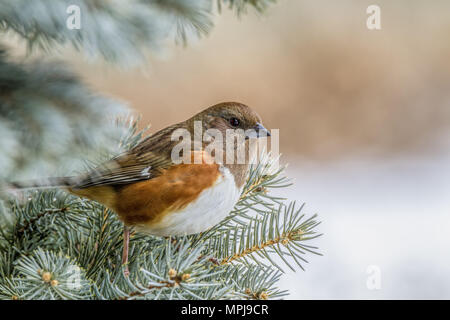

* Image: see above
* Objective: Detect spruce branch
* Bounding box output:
[16,208,69,235]
[0,278,21,300]
[150,0,214,45]
[225,264,288,299]
[204,202,322,272]
[8,248,91,300]
[218,0,276,15]
[0,0,275,64]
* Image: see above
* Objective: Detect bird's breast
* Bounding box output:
[115,164,241,236]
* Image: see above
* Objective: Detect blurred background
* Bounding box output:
[11,0,450,298]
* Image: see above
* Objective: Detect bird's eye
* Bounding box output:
[229,117,240,127]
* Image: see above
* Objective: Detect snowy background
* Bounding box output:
[278,142,450,299]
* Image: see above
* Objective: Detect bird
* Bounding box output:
[7,102,270,275]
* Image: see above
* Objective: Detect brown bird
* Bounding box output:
[9,102,270,275]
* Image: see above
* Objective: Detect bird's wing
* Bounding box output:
[72,124,184,189]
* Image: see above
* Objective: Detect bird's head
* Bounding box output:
[190,102,270,139]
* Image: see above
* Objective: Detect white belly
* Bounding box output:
[137,166,241,237]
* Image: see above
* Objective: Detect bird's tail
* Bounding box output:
[5,177,78,192]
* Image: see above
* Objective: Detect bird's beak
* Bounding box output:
[246,123,271,139]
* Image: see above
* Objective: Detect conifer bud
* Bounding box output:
[168,268,177,278]
[42,272,52,283]
[181,273,190,281]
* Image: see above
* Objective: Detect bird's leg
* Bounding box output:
[122,225,130,277]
